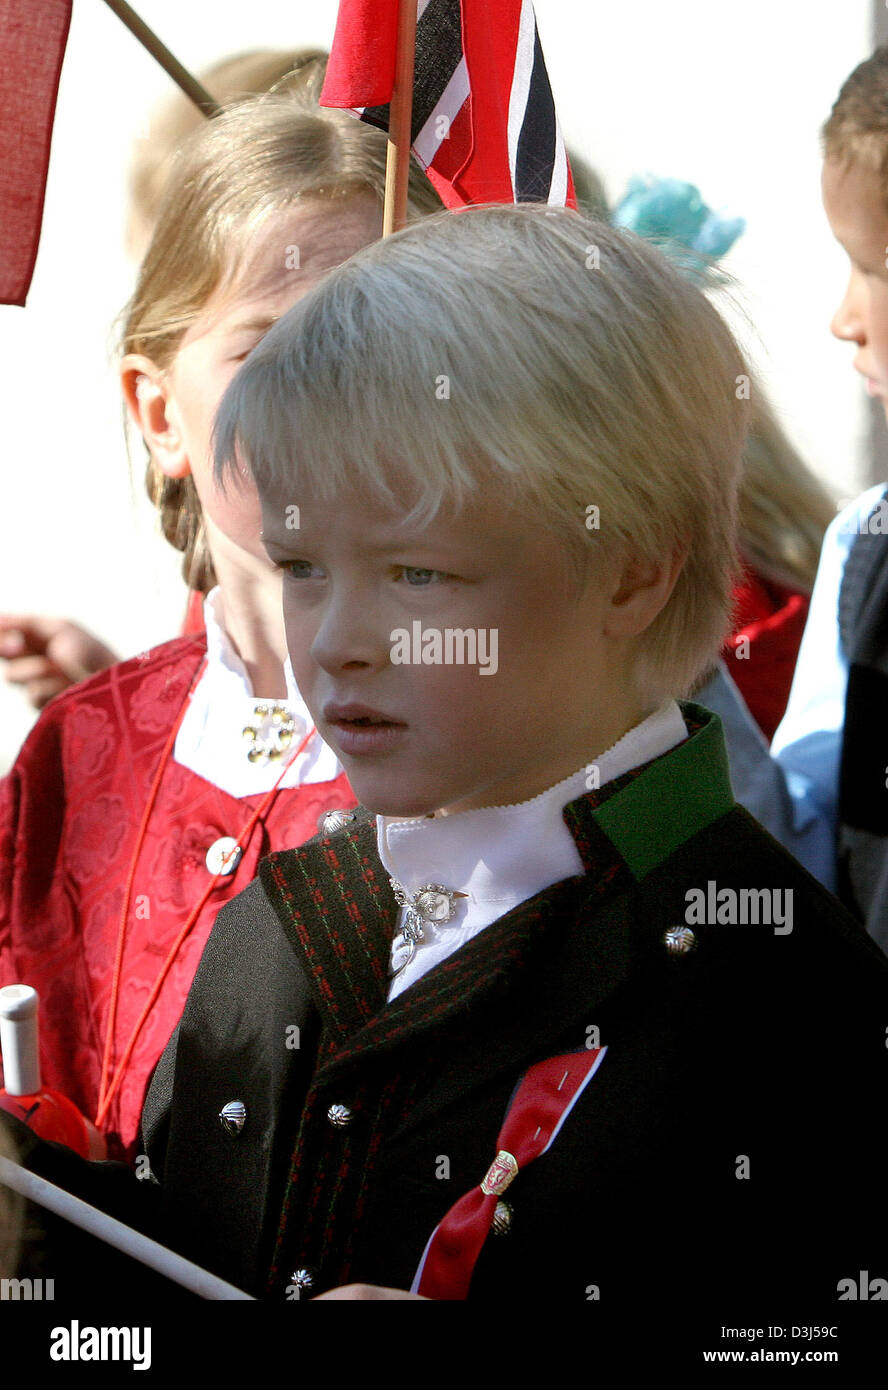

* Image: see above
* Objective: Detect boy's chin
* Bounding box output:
[345,770,442,820]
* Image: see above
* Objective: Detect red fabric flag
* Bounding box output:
[320,0,575,210]
[0,0,72,306]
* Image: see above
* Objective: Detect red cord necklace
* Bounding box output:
[95,655,316,1130]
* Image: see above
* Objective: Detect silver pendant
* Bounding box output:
[389,933,418,978]
[388,881,466,977]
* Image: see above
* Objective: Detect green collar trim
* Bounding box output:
[571,701,735,882]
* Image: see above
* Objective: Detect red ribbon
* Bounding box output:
[414,1047,606,1299]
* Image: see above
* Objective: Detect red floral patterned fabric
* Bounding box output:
[723,568,810,742]
[0,634,356,1160]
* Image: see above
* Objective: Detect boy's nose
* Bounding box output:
[830,273,866,344]
[309,600,387,676]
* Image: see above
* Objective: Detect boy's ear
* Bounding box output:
[603,544,687,639]
[120,353,191,480]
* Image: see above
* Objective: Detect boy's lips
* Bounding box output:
[322,702,408,756]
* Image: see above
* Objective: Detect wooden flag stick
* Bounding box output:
[382,0,417,236]
[100,0,221,118]
[0,1155,254,1299]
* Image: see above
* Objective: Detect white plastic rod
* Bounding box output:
[0,1156,255,1300]
[0,985,40,1096]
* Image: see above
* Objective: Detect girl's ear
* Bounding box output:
[120,354,191,480]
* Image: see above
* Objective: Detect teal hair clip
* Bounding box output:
[612,175,745,281]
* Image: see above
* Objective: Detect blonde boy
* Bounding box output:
[4,209,888,1324]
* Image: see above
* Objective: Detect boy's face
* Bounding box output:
[260,483,651,819]
[822,157,888,414]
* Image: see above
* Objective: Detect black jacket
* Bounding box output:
[6,705,888,1311]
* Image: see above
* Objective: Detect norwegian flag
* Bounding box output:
[0,0,72,306]
[320,0,575,209]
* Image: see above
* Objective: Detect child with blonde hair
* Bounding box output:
[6,207,884,1320]
[126,47,329,261]
[0,73,441,1161]
[0,48,336,706]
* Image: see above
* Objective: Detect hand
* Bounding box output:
[0,615,119,708]
[311,1283,429,1300]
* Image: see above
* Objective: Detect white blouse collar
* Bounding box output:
[172,587,343,796]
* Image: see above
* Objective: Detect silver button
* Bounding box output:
[491,1200,513,1236]
[206,836,242,876]
[327,1103,353,1129]
[318,809,357,836]
[219,1099,247,1135]
[664,925,696,956]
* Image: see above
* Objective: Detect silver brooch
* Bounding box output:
[242,702,296,765]
[388,880,467,977]
[318,808,358,836]
[219,1099,247,1136]
[664,925,697,956]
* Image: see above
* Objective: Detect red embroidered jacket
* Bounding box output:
[723,568,809,741]
[0,635,356,1160]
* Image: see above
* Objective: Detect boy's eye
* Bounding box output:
[399,567,445,586]
[281,559,321,579]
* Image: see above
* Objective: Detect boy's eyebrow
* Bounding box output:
[263,531,461,556]
[261,525,469,558]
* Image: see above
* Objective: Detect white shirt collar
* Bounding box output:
[379,700,689,999]
[379,700,688,893]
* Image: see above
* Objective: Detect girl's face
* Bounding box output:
[131,196,384,568]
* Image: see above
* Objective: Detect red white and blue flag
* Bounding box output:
[0,0,72,306]
[320,0,576,210]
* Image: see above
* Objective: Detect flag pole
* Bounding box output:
[0,1155,254,1299]
[100,0,221,118]
[382,0,417,236]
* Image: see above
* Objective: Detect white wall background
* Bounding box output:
[0,0,877,768]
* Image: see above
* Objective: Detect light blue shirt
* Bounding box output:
[696,484,886,892]
[771,485,886,832]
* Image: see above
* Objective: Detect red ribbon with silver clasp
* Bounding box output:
[412,1046,606,1299]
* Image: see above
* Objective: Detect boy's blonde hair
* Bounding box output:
[121,57,442,592]
[822,46,888,195]
[216,205,749,701]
